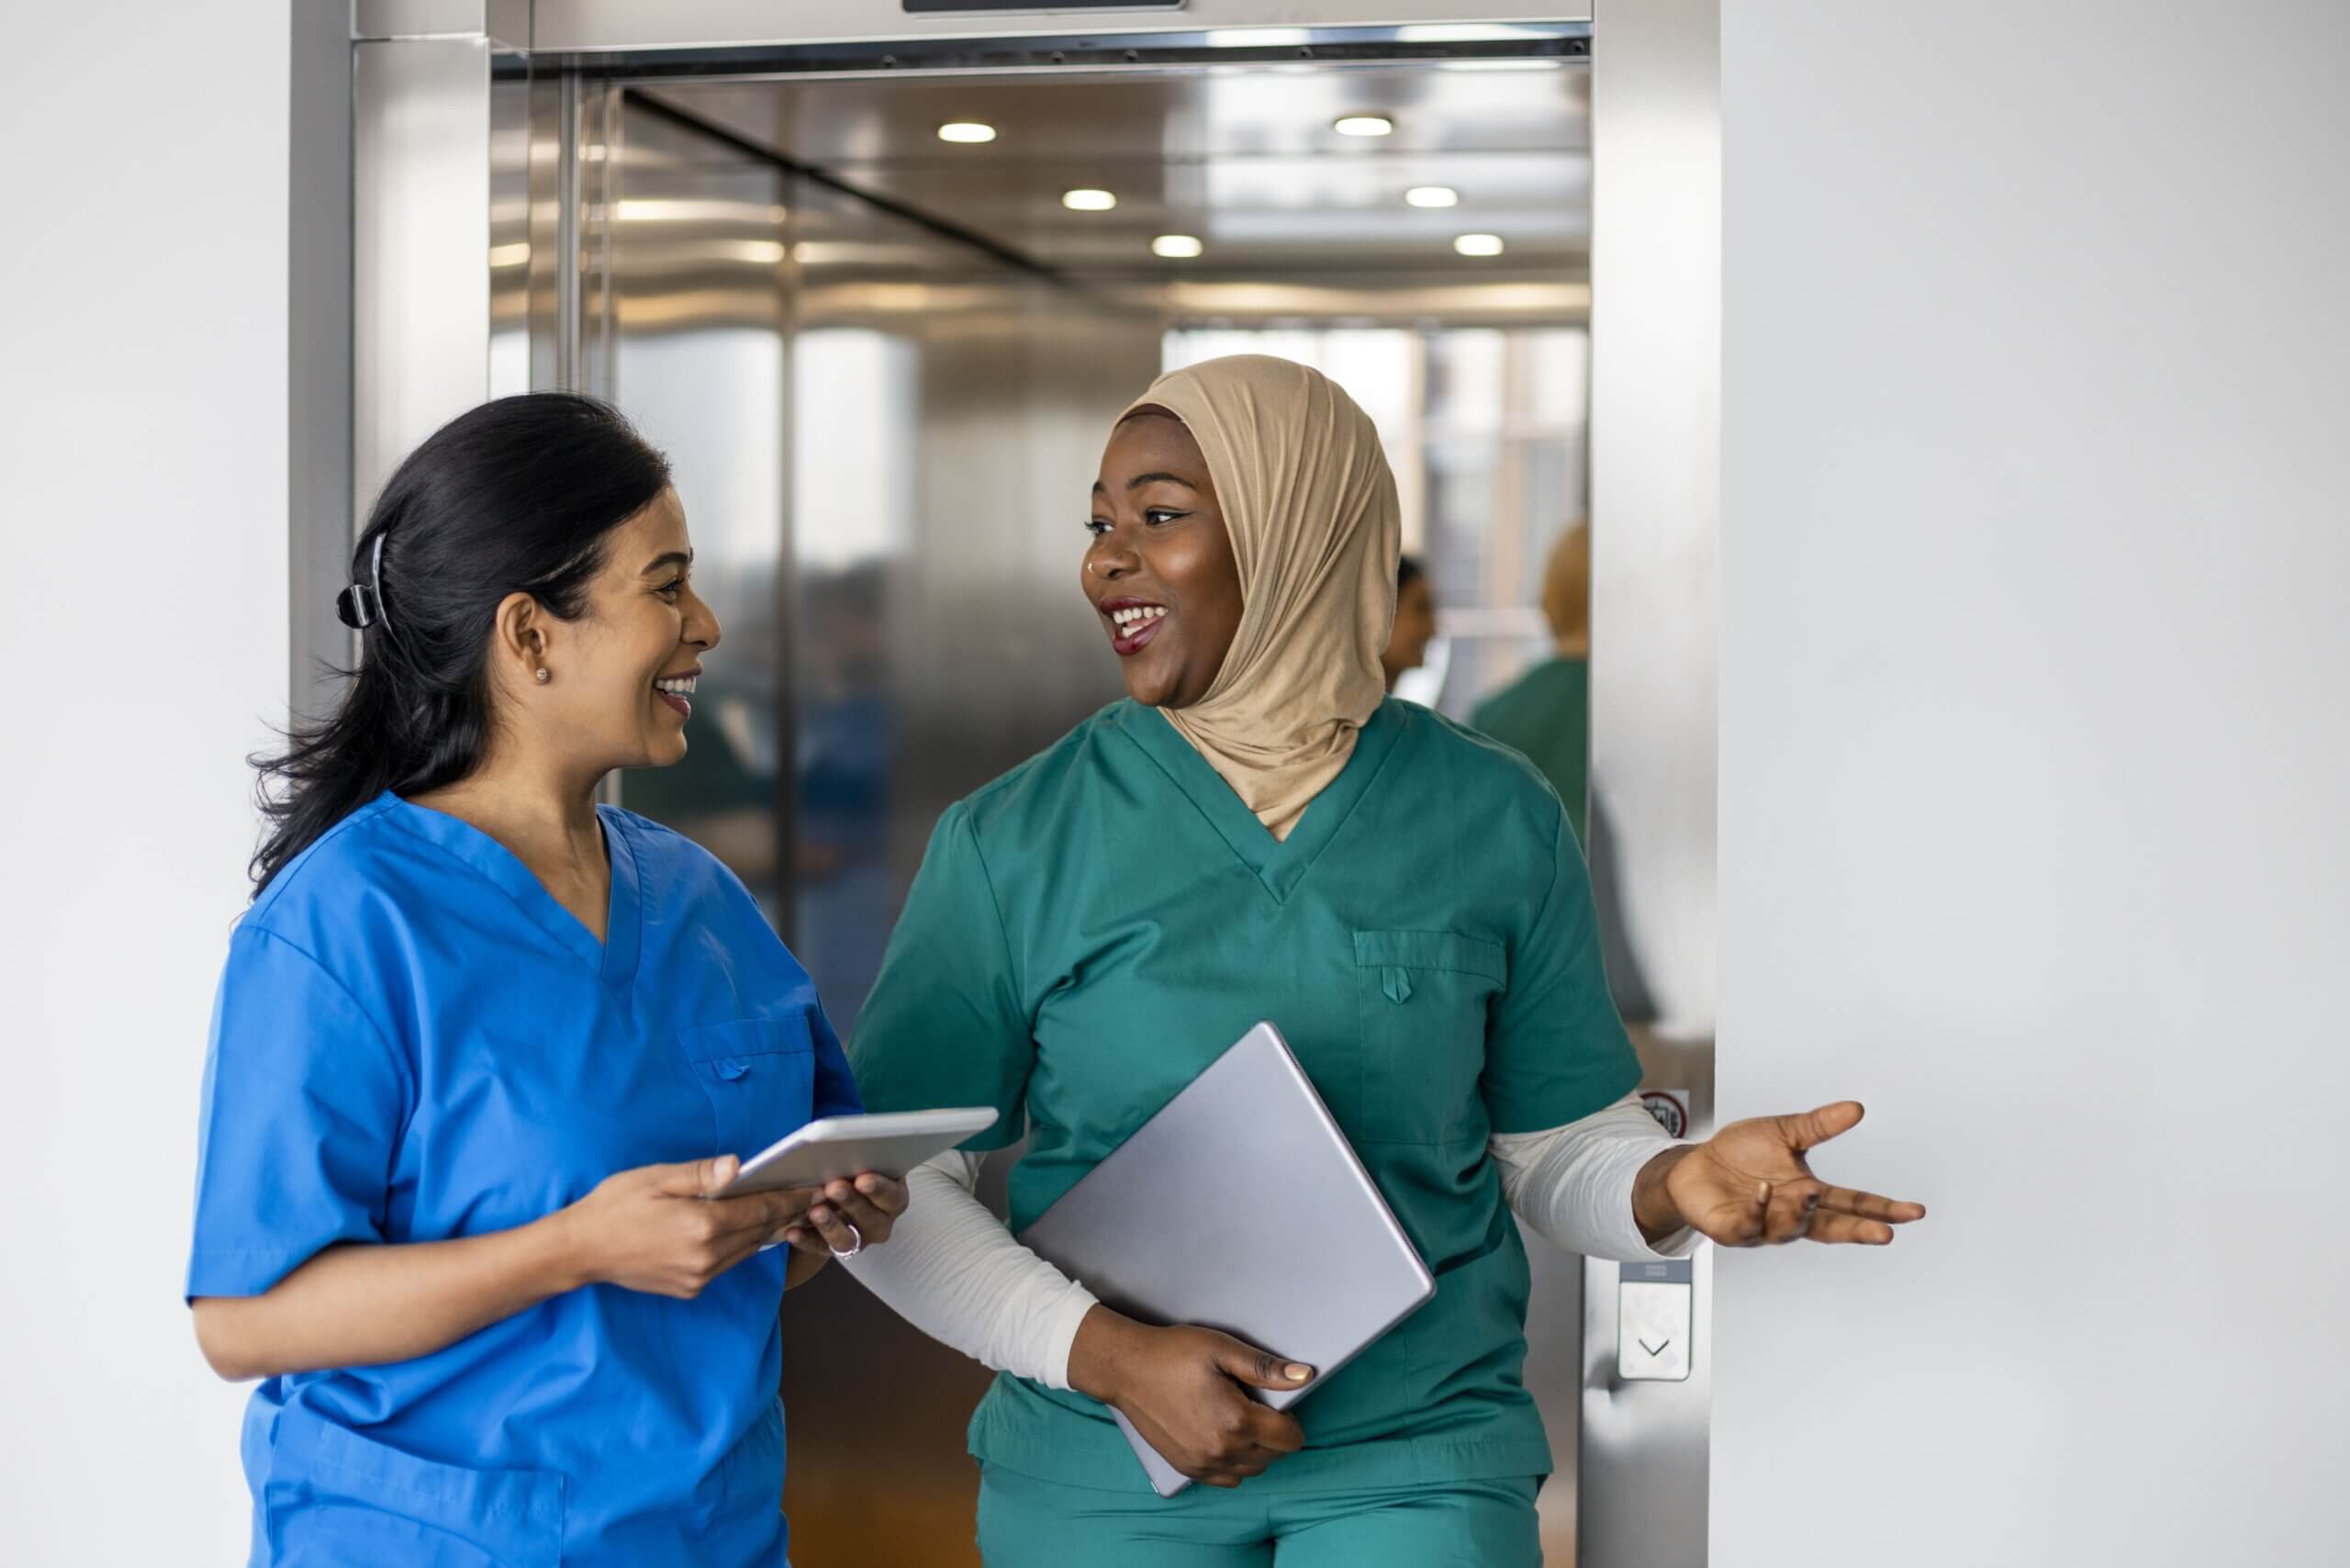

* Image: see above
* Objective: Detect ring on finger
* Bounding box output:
[829,1218,866,1260]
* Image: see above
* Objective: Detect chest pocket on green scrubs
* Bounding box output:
[1353,929,1505,1143]
[677,1013,816,1160]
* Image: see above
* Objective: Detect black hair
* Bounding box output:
[251,393,672,895]
[1397,554,1425,591]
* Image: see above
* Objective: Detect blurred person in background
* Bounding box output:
[1473,522,1594,845]
[1380,554,1438,693]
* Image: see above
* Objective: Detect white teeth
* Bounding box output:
[656,676,698,695]
[1112,606,1164,628]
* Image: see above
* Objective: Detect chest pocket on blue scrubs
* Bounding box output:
[677,1013,817,1160]
[1353,930,1505,1143]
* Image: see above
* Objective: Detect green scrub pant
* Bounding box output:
[975,1465,1543,1567]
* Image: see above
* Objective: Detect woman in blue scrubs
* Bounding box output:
[187,393,906,1567]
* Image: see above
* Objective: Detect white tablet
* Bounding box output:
[712,1107,1001,1199]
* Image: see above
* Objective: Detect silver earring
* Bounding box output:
[534,667,551,684]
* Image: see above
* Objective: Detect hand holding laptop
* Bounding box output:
[1016,1022,1435,1495]
[1066,1308,1316,1489]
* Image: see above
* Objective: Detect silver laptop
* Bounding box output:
[1016,1021,1437,1495]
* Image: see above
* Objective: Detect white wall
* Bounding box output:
[0,7,291,1561]
[1716,3,2350,1563]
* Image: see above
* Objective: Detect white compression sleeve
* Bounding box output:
[1490,1092,1704,1261]
[836,1149,1099,1390]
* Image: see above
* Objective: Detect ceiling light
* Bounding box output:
[1334,116,1394,139]
[614,199,788,225]
[1208,27,1312,48]
[1404,186,1460,208]
[1395,23,1548,43]
[1152,234,1203,259]
[1062,188,1117,212]
[936,121,996,145]
[1454,233,1505,257]
[1437,58,1562,73]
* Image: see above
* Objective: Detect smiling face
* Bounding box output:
[516,487,721,775]
[1081,410,1245,710]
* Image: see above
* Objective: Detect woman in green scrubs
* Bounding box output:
[846,356,1923,1564]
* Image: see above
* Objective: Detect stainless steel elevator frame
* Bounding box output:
[297,5,1720,1561]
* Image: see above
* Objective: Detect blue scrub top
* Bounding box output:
[188,792,860,1567]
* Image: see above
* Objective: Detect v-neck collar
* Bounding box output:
[1113,698,1405,903]
[381,792,643,998]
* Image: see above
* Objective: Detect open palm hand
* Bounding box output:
[1662,1102,1926,1247]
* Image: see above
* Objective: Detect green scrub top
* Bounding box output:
[1470,655,1590,847]
[848,696,1638,1493]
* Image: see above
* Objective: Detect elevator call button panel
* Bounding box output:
[1617,1257,1693,1382]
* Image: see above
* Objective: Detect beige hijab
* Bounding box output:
[1121,354,1402,840]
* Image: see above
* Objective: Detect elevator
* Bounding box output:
[315,5,1718,1562]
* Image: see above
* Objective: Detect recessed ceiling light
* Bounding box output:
[936,121,996,145]
[1151,234,1203,259]
[1334,115,1394,138]
[1437,59,1561,73]
[1062,188,1117,212]
[1405,185,1460,208]
[615,199,788,224]
[1454,233,1505,257]
[1395,24,1549,44]
[1207,27,1312,49]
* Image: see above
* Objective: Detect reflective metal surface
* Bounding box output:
[353,0,527,47]
[487,70,532,399]
[600,98,793,913]
[352,36,495,511]
[535,2,1594,55]
[1579,0,1721,1562]
[663,65,1591,279]
[289,0,355,720]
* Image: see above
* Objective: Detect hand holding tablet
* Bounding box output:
[711,1106,998,1259]
[712,1106,1001,1199]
